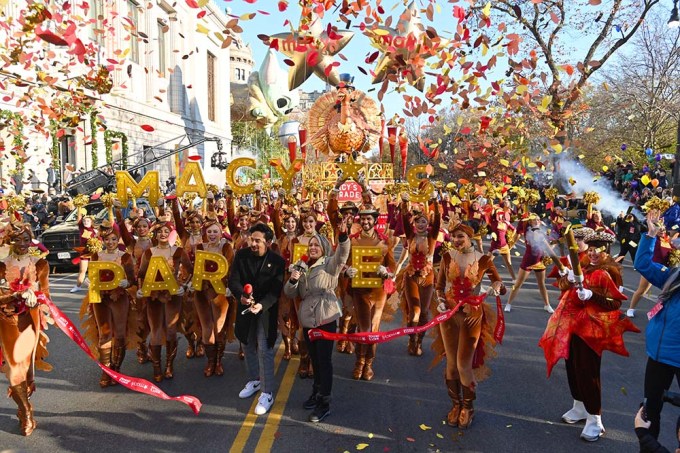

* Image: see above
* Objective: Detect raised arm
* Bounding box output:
[171,198,188,241]
[400,199,414,240]
[429,200,441,240]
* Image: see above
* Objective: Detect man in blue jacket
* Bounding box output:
[633,208,680,439]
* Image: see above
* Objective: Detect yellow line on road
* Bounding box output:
[255,355,299,451]
[229,343,285,453]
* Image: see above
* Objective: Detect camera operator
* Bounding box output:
[635,404,680,453]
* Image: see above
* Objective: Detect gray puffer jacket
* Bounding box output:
[283,237,350,328]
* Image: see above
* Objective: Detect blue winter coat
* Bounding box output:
[634,234,680,368]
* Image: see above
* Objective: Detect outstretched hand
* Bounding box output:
[646,209,661,237]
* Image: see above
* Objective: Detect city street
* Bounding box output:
[1,252,678,453]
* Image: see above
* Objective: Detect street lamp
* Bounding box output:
[670,0,680,28]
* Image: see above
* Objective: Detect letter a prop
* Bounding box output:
[141,256,180,297]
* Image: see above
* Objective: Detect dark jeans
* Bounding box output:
[303,320,337,397]
[565,335,601,415]
[644,357,680,439]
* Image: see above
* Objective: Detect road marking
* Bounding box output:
[50,272,78,282]
[229,342,285,453]
[256,355,298,451]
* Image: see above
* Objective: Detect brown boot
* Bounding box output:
[10,381,36,436]
[414,333,424,357]
[446,379,462,427]
[458,385,476,429]
[203,344,217,377]
[137,342,150,364]
[291,336,300,355]
[361,358,375,381]
[150,345,163,383]
[98,347,113,388]
[283,334,292,360]
[110,339,126,386]
[336,317,351,353]
[352,344,366,380]
[215,341,225,376]
[195,340,205,358]
[407,335,417,356]
[298,355,310,379]
[185,337,196,359]
[164,339,178,379]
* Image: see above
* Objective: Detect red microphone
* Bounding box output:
[241,284,255,315]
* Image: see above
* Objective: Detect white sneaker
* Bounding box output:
[580,413,605,442]
[254,392,273,415]
[238,380,261,399]
[544,304,555,314]
[626,309,635,318]
[504,304,512,313]
[562,400,587,424]
[69,285,82,293]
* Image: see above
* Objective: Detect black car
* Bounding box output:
[41,199,156,271]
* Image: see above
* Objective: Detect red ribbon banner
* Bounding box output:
[38,293,202,415]
[309,294,491,344]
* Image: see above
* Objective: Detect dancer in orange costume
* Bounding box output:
[0,222,50,436]
[433,223,503,429]
[396,194,440,356]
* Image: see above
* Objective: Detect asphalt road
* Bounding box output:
[1,249,678,452]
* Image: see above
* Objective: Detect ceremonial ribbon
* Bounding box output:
[309,293,489,344]
[38,293,202,415]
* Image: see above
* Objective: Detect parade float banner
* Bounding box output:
[37,292,202,414]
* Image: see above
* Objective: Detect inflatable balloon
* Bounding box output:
[621,143,627,151]
[271,11,354,90]
[656,154,662,162]
[652,178,659,188]
[645,147,653,156]
[231,49,300,133]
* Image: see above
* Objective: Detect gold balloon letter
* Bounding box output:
[351,246,382,288]
[116,170,160,208]
[226,157,256,195]
[88,261,125,303]
[192,250,229,295]
[271,159,304,192]
[176,161,207,198]
[141,256,180,297]
[406,165,434,202]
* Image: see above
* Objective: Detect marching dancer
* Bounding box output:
[434,223,503,429]
[0,222,50,436]
[539,230,638,442]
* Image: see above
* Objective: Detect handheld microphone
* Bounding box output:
[241,284,255,315]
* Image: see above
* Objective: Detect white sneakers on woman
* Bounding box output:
[561,400,604,442]
[561,400,587,424]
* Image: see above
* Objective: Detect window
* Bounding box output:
[89,0,104,45]
[128,0,139,64]
[207,52,216,121]
[157,20,166,76]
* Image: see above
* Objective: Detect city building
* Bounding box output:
[0,0,234,192]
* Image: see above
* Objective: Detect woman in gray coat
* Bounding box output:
[284,218,350,423]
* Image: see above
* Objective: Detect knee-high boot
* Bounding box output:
[446,379,462,427]
[185,333,196,359]
[164,339,178,379]
[337,317,352,353]
[458,385,476,429]
[110,339,126,386]
[136,341,150,364]
[362,343,376,381]
[203,344,217,377]
[195,339,205,358]
[415,332,425,357]
[298,339,310,379]
[215,340,226,376]
[98,346,113,388]
[282,333,292,360]
[352,343,366,380]
[407,322,417,356]
[150,345,163,383]
[10,381,36,436]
